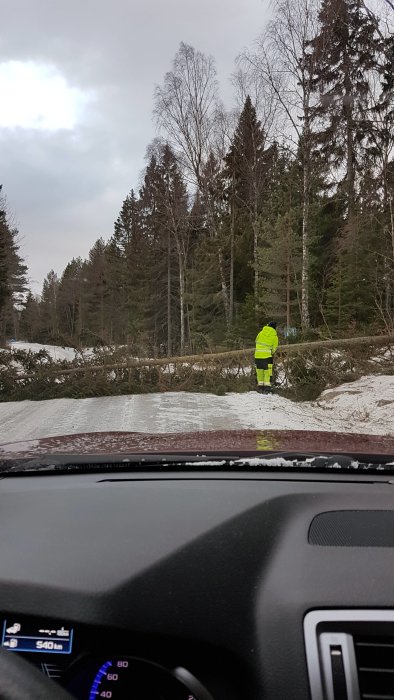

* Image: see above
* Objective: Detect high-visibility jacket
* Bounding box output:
[255,325,279,359]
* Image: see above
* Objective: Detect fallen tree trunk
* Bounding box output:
[12,334,394,380]
[276,334,394,355]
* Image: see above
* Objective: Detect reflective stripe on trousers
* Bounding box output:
[255,363,273,386]
[255,356,273,386]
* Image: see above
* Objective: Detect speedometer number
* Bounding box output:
[81,657,202,700]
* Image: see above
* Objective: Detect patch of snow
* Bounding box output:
[224,366,252,376]
[183,460,227,467]
[162,364,176,375]
[369,348,394,363]
[6,341,81,362]
[234,457,297,467]
[180,457,306,468]
[329,351,343,360]
[6,341,97,362]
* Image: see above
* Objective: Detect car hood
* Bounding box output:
[0,429,393,459]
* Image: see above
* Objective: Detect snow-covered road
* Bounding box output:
[0,375,393,443]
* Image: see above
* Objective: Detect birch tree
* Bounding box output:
[238,0,320,330]
[154,42,231,326]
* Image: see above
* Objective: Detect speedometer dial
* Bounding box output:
[67,657,200,700]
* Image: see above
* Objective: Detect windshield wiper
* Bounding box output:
[0,452,394,475]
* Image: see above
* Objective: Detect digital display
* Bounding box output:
[1,619,73,654]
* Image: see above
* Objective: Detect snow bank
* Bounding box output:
[0,374,393,443]
[7,341,81,362]
[225,375,394,436]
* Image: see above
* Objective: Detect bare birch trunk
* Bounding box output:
[167,230,172,357]
[253,213,259,319]
[178,252,185,355]
[301,155,310,329]
[229,176,235,326]
[218,248,230,325]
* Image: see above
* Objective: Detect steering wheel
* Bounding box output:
[0,648,74,700]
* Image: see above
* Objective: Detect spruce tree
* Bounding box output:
[0,194,10,344]
[257,154,302,332]
[308,0,384,329]
[84,240,110,344]
[308,0,382,216]
[20,292,41,342]
[139,154,176,355]
[224,96,276,315]
[40,271,59,342]
[57,258,84,343]
[0,186,28,343]
[109,189,146,345]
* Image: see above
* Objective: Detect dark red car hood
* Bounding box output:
[0,429,393,458]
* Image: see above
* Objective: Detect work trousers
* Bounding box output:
[255,355,273,386]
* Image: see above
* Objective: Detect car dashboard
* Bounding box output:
[1,467,394,699]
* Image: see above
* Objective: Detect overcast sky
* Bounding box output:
[0,0,269,293]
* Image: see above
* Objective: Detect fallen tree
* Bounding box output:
[11,333,394,379]
[1,334,393,401]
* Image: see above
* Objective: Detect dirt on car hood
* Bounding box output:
[0,429,393,458]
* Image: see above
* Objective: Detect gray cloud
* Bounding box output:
[1,0,268,293]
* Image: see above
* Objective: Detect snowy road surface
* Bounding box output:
[0,375,393,443]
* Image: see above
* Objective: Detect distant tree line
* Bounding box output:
[7,0,394,354]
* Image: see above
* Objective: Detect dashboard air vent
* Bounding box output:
[304,610,394,700]
[354,635,394,700]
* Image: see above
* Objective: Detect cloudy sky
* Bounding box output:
[1,0,269,293]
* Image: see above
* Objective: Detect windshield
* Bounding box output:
[0,0,393,462]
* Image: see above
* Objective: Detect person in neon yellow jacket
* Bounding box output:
[255,321,278,392]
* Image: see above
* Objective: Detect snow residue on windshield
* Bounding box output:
[234,456,297,467]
